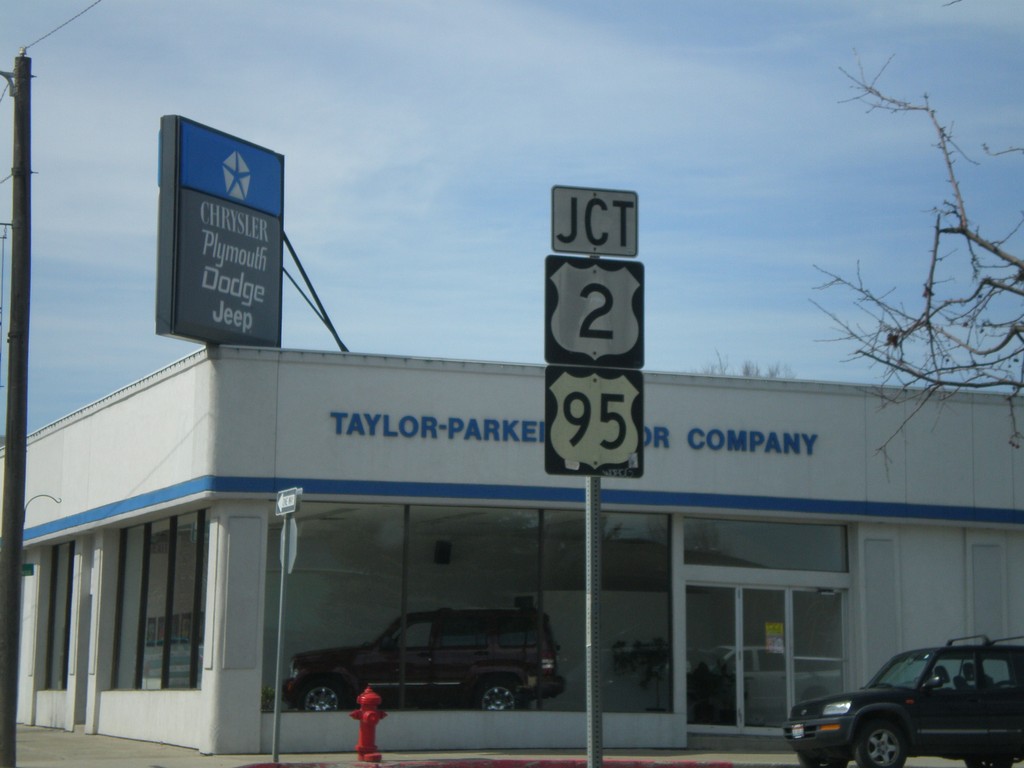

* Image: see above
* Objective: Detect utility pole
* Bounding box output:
[0,50,32,768]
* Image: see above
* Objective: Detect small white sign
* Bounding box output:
[280,517,298,574]
[276,486,302,516]
[552,186,638,257]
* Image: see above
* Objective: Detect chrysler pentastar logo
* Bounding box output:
[222,151,251,201]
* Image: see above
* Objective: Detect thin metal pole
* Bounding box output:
[585,475,602,768]
[0,51,31,768]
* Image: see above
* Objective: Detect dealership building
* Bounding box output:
[7,345,1024,755]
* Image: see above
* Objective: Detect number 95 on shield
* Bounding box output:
[544,366,644,478]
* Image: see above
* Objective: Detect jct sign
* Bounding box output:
[157,116,284,347]
[551,186,638,257]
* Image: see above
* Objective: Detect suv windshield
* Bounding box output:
[868,649,934,689]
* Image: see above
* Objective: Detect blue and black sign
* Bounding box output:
[157,115,284,347]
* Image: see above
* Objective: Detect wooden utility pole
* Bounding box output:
[0,50,32,768]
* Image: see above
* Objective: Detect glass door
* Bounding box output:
[740,589,787,727]
[687,585,845,732]
[792,590,845,704]
[686,586,737,726]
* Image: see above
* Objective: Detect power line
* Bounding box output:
[23,0,105,51]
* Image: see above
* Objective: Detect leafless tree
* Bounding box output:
[700,352,794,379]
[817,56,1024,445]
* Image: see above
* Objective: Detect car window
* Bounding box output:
[496,616,536,647]
[437,615,487,648]
[404,619,432,649]
[870,649,933,688]
[1012,651,1024,686]
[929,651,976,692]
[980,651,1016,688]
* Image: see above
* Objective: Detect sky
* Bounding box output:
[1,0,1022,432]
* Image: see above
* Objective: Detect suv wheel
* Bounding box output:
[299,679,348,712]
[854,720,907,768]
[475,675,519,710]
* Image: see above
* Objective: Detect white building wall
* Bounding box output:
[6,347,1024,752]
[15,358,216,541]
[17,548,43,725]
[854,523,1024,688]
[84,530,120,735]
[202,503,269,754]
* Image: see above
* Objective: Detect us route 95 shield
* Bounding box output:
[544,366,644,477]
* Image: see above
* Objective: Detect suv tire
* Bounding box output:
[475,675,519,710]
[854,720,907,768]
[299,678,349,712]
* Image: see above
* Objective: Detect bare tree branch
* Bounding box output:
[820,59,1023,445]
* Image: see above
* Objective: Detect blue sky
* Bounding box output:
[1,0,1022,432]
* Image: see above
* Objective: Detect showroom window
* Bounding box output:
[44,541,75,690]
[684,518,847,572]
[111,511,207,690]
[264,505,670,713]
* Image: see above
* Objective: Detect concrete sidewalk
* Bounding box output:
[12,725,963,768]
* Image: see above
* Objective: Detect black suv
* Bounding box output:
[282,608,565,712]
[783,636,1024,768]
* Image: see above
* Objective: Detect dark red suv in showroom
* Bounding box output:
[282,608,565,711]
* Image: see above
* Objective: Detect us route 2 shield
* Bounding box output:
[544,366,644,478]
[545,255,644,369]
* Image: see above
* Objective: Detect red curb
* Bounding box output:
[236,761,737,768]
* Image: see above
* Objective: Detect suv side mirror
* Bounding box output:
[921,675,944,691]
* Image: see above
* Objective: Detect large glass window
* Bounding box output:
[684,518,847,572]
[113,526,145,689]
[141,520,170,689]
[265,505,670,714]
[263,505,405,703]
[112,511,207,690]
[543,510,671,712]
[44,541,75,690]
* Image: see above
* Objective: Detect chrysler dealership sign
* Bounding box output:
[157,115,284,347]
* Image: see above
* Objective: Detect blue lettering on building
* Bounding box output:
[329,412,672,448]
[686,427,817,455]
[328,413,815,456]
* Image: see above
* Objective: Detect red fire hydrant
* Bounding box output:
[350,685,387,762]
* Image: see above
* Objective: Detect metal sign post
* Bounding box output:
[585,475,602,768]
[544,186,643,768]
[272,487,302,763]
